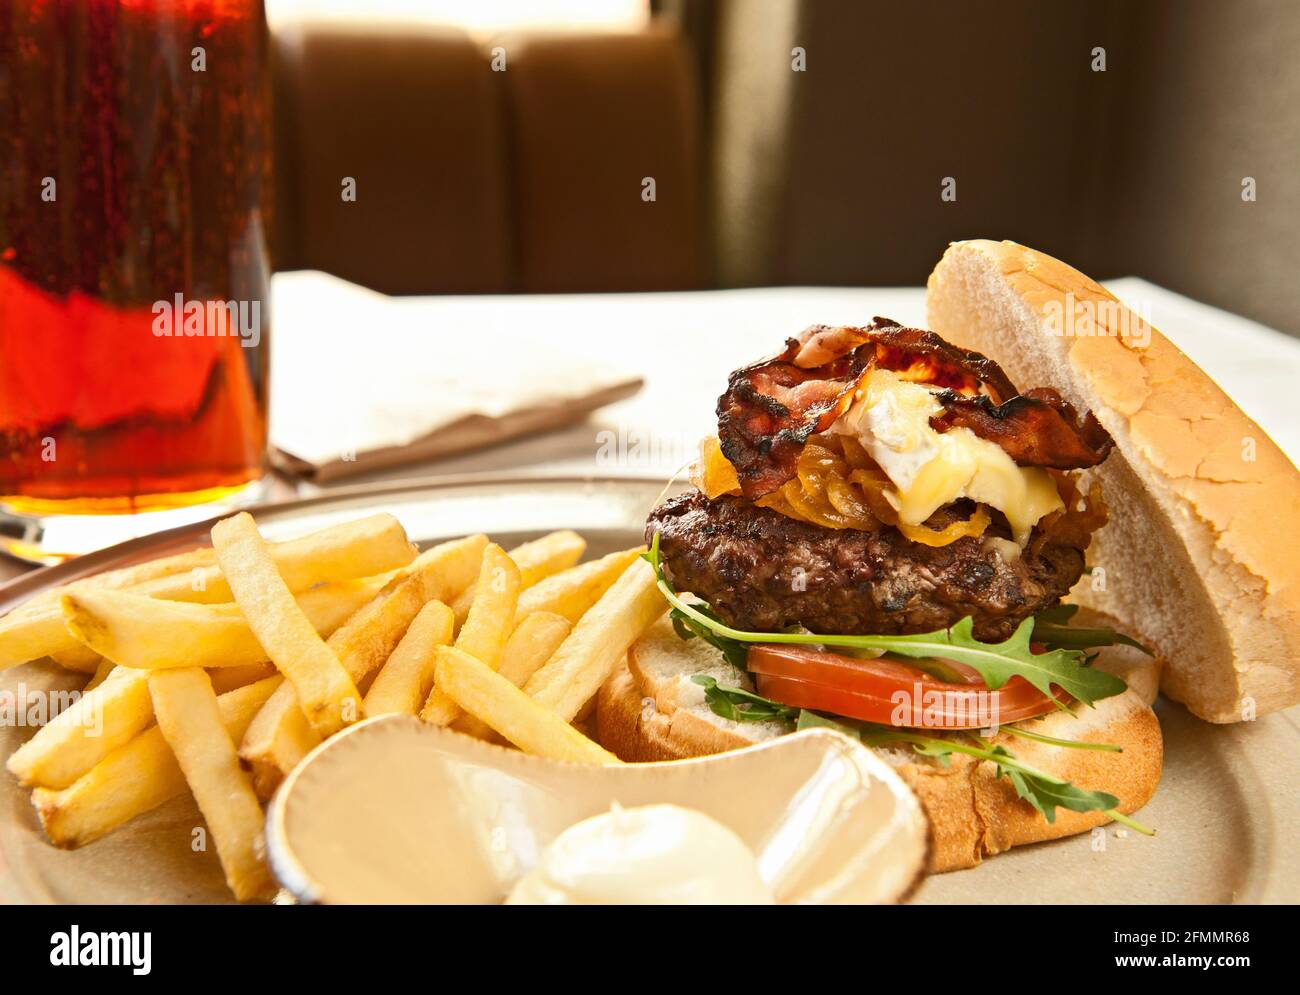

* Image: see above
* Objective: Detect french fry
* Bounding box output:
[84,658,114,692]
[49,644,101,674]
[61,577,385,670]
[0,513,414,670]
[523,557,665,722]
[0,610,103,674]
[453,545,522,667]
[422,545,520,726]
[6,667,154,789]
[363,601,454,717]
[145,512,415,602]
[32,676,281,848]
[8,519,649,887]
[1,615,97,674]
[211,513,361,738]
[512,547,643,625]
[496,612,572,690]
[239,534,488,793]
[148,669,275,901]
[243,705,319,801]
[453,611,571,740]
[14,547,219,619]
[450,531,585,624]
[5,578,368,792]
[434,646,620,765]
[207,662,279,694]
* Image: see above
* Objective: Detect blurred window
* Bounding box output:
[267,0,650,33]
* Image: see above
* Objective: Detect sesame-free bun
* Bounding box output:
[597,617,1162,873]
[926,240,1300,723]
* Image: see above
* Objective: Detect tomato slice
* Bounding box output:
[748,644,1066,730]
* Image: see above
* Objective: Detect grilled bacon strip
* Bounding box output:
[716,319,1112,500]
[930,388,1114,470]
[716,337,873,499]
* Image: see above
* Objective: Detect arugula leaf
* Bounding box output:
[994,757,1120,823]
[868,616,1127,705]
[690,675,799,723]
[643,533,1127,707]
[999,721,1122,752]
[670,606,749,671]
[1035,604,1080,625]
[865,732,1145,831]
[796,707,868,737]
[1031,620,1152,655]
[807,712,1149,833]
[1032,602,1151,654]
[707,687,1152,833]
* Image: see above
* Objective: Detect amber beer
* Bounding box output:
[0,0,271,553]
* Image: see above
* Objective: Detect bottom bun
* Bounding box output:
[596,616,1164,873]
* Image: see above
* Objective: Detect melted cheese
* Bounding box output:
[834,369,1062,545]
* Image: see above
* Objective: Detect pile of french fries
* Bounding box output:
[0,512,666,901]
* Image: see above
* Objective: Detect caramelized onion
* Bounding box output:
[898,506,992,547]
[1031,472,1108,557]
[692,433,1105,554]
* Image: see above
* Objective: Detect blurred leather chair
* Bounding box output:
[497,28,705,292]
[271,19,706,294]
[272,21,511,294]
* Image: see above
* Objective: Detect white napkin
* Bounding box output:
[269,272,642,481]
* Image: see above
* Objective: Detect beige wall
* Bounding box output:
[1110,0,1300,336]
[706,0,1300,336]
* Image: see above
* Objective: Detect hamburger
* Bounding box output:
[597,240,1300,872]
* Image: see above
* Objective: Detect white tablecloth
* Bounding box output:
[276,276,1300,490]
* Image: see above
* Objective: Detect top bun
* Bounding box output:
[926,239,1300,723]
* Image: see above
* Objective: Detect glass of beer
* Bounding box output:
[0,0,272,561]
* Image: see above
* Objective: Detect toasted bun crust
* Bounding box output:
[927,240,1300,723]
[598,617,1163,873]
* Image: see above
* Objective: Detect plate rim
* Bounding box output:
[0,471,674,610]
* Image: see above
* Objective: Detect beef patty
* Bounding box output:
[647,489,1086,642]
